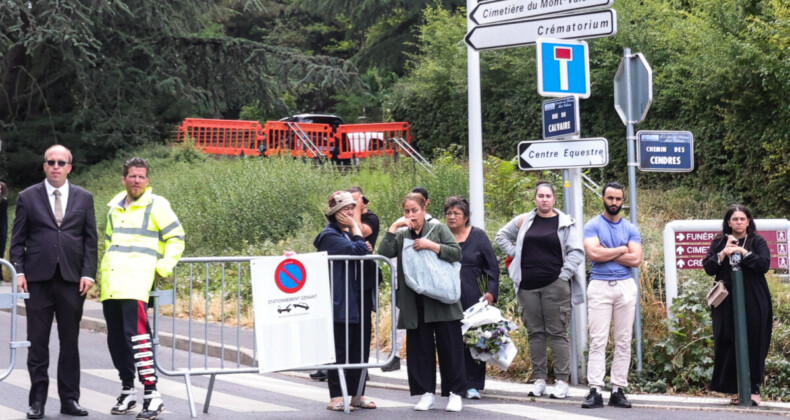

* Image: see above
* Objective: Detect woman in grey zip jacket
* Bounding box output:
[494,181,584,399]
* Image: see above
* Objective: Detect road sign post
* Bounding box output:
[537,39,590,98]
[637,130,694,172]
[614,48,653,372]
[542,96,580,139]
[470,0,613,25]
[465,9,617,50]
[517,138,608,170]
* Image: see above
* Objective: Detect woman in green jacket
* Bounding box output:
[378,192,465,412]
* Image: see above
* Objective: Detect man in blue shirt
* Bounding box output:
[581,182,642,409]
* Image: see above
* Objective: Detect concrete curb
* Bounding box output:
[4,296,790,415]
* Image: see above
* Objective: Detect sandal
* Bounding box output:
[351,398,377,409]
[327,399,355,412]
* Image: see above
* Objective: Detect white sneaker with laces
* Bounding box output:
[549,380,569,399]
[111,388,137,414]
[136,391,165,420]
[414,393,434,411]
[528,379,547,397]
[445,392,463,412]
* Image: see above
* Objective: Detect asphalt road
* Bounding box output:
[1,309,786,419]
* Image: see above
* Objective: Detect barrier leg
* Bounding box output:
[203,373,217,413]
[184,374,197,418]
[355,368,367,399]
[337,367,350,414]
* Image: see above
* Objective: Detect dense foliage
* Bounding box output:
[386,1,790,216]
[0,0,358,186]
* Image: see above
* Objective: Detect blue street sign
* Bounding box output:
[636,130,694,172]
[536,38,590,98]
[542,96,580,139]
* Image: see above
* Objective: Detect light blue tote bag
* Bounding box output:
[401,224,461,304]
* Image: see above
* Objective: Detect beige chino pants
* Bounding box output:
[586,278,637,389]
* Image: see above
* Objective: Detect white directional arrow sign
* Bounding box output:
[676,246,684,255]
[517,138,608,170]
[676,232,685,241]
[465,9,617,51]
[470,0,613,26]
[677,259,685,268]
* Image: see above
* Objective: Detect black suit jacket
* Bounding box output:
[10,181,98,282]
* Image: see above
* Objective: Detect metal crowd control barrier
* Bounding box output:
[0,259,31,382]
[150,255,397,417]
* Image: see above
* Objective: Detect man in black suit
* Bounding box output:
[10,145,98,419]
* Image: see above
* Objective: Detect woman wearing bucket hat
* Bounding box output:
[313,191,377,411]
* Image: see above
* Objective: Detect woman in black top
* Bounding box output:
[494,181,584,399]
[703,204,772,406]
[444,196,499,400]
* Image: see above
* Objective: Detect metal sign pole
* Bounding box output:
[623,47,643,371]
[570,167,588,383]
[467,0,485,229]
[731,264,752,406]
[562,169,580,385]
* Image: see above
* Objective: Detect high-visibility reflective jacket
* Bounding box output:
[100,187,185,302]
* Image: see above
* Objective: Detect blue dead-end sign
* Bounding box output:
[636,130,694,172]
[542,96,580,139]
[537,38,590,98]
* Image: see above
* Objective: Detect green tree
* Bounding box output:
[0,0,359,186]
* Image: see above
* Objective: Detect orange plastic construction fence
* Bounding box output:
[177,118,264,156]
[261,121,333,158]
[176,118,414,160]
[335,122,412,159]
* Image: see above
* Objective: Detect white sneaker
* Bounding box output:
[528,379,547,397]
[445,392,463,412]
[136,391,164,420]
[549,380,569,399]
[110,388,137,414]
[414,393,434,411]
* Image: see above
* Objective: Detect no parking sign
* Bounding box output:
[251,252,335,373]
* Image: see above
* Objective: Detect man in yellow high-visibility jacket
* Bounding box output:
[100,157,185,420]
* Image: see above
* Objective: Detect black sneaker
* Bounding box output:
[581,388,603,409]
[309,370,328,381]
[381,356,400,372]
[608,388,632,408]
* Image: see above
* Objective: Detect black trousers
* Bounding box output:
[406,300,467,397]
[328,322,365,398]
[102,299,158,389]
[464,347,487,390]
[25,268,85,405]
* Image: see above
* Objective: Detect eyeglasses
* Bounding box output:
[46,160,70,168]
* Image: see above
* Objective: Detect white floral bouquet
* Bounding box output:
[461,299,518,370]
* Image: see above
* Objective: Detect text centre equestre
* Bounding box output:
[525,145,605,159]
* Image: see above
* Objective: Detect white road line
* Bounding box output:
[217,372,411,408]
[86,369,296,413]
[469,403,612,420]
[0,406,28,420]
[3,369,114,414]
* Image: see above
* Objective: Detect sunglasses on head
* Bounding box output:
[45,160,70,167]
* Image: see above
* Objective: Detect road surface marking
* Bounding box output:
[470,403,611,419]
[217,372,410,408]
[86,369,296,413]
